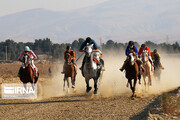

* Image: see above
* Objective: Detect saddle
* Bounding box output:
[93,57,101,67]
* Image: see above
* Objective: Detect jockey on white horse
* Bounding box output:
[138,44,154,71]
[79,37,104,71]
[18,46,38,77]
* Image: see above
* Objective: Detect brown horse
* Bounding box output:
[63,53,77,93]
[124,53,140,98]
[20,53,39,89]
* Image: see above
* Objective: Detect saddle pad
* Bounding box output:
[93,58,98,65]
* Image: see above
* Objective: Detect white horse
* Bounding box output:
[141,50,153,87]
[82,44,102,94]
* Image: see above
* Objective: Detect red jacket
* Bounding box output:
[138,46,151,56]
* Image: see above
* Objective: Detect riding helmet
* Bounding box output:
[128,41,134,46]
[141,44,146,49]
[153,49,157,53]
[24,46,30,51]
[66,46,71,50]
[86,37,92,43]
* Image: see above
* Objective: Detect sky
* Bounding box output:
[0,0,108,16]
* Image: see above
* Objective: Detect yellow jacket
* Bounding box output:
[151,52,161,60]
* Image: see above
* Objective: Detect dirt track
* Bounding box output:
[0,55,180,120]
[0,92,158,120]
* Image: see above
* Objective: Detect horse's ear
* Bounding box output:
[89,44,94,48]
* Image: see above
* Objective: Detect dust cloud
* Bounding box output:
[38,53,180,99]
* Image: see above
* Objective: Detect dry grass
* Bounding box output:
[161,93,180,116]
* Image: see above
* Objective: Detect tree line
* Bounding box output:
[0,38,180,61]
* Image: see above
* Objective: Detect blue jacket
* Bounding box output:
[80,39,99,50]
[125,45,138,56]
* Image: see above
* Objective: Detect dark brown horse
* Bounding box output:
[63,53,77,93]
[153,54,161,80]
[124,53,140,98]
[20,53,39,88]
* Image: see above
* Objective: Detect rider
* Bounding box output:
[151,49,164,69]
[120,41,139,72]
[138,44,154,71]
[18,46,38,77]
[61,46,77,74]
[79,37,103,70]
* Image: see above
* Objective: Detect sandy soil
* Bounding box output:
[0,55,180,120]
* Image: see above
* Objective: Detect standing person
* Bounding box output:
[79,37,104,70]
[18,46,38,77]
[61,46,77,74]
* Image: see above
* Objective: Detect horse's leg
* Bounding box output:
[133,78,137,97]
[93,78,98,94]
[31,83,35,91]
[85,79,92,93]
[128,79,134,97]
[63,76,66,91]
[71,72,75,88]
[148,69,152,86]
[67,77,70,93]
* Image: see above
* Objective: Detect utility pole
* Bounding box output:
[166,35,169,44]
[100,37,103,51]
[5,46,7,61]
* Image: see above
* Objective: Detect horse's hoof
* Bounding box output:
[72,85,75,88]
[131,96,135,100]
[94,90,97,94]
[86,87,92,93]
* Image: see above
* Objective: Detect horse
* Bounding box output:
[141,50,153,87]
[153,54,161,80]
[20,53,39,89]
[82,44,102,94]
[63,53,77,93]
[124,53,140,98]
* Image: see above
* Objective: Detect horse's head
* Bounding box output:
[23,53,31,67]
[64,53,72,63]
[93,52,100,60]
[128,53,135,66]
[84,44,93,57]
[142,50,149,63]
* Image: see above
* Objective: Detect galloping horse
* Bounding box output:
[124,53,140,98]
[82,44,102,94]
[141,50,153,87]
[20,53,39,88]
[63,53,77,93]
[153,54,161,80]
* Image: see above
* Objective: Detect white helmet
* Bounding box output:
[24,46,30,51]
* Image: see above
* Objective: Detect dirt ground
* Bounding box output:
[0,55,180,120]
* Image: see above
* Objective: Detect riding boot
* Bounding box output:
[34,70,38,77]
[100,59,105,71]
[74,64,77,74]
[120,59,128,72]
